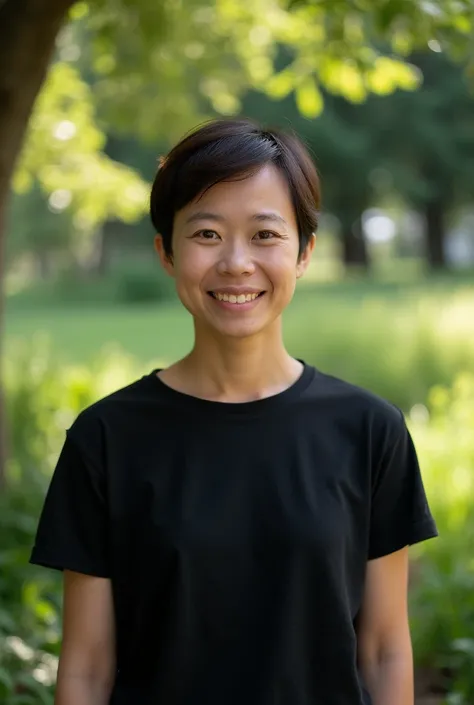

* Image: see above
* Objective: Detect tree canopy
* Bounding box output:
[9,0,474,244]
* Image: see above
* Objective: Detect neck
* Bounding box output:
[163,321,302,403]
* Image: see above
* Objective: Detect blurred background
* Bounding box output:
[1,1,474,703]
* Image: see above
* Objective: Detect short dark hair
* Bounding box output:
[150,118,320,259]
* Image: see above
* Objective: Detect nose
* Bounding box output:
[216,241,256,277]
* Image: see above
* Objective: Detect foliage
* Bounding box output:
[7,260,177,306]
[7,1,474,277]
[13,62,149,234]
[409,373,474,704]
[0,486,58,705]
[77,0,473,131]
[243,46,474,267]
[10,0,474,214]
[7,183,76,269]
[371,50,474,208]
[12,48,474,275]
[7,60,151,272]
[0,343,140,704]
[112,261,177,304]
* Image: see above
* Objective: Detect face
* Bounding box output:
[155,164,315,340]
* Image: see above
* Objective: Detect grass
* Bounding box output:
[6,300,193,366]
[6,272,474,411]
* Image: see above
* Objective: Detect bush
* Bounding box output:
[0,487,59,705]
[409,373,474,704]
[1,343,140,704]
[114,262,176,304]
[9,261,177,307]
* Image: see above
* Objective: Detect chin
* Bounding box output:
[219,329,262,340]
[213,320,272,339]
[194,315,263,339]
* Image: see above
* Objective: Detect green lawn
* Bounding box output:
[5,276,460,365]
[6,299,194,366]
[6,275,474,412]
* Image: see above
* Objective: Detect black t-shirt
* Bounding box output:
[30,362,438,705]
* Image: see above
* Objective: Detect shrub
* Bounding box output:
[1,343,140,704]
[114,261,176,304]
[409,373,474,704]
[9,261,177,308]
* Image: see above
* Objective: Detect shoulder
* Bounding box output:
[308,367,406,441]
[67,371,158,448]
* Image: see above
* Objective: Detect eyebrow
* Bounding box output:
[184,211,288,227]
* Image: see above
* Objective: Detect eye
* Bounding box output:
[194,229,220,240]
[254,230,278,241]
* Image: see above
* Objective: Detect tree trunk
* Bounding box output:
[424,199,447,270]
[0,195,7,490]
[0,0,75,488]
[36,249,52,279]
[95,222,114,277]
[339,213,371,271]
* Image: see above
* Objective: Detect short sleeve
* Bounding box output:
[30,428,110,577]
[368,409,438,560]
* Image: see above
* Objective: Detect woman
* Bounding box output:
[31,118,438,705]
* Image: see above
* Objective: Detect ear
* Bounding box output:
[154,235,174,277]
[296,233,316,279]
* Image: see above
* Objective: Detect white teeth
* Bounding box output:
[213,292,260,303]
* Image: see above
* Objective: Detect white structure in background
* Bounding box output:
[362,208,397,244]
[446,211,474,268]
[362,207,474,267]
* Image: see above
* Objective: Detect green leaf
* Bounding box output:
[0,667,13,691]
[13,62,149,233]
[334,63,367,103]
[295,77,323,118]
[69,2,89,22]
[266,68,295,100]
[366,57,421,95]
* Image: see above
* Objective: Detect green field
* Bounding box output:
[7,298,193,365]
[6,275,474,411]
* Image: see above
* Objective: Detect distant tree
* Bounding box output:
[374,49,474,269]
[244,48,474,272]
[296,96,377,270]
[7,182,75,277]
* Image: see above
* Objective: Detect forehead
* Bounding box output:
[176,164,297,227]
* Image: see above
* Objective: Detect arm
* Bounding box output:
[356,547,414,705]
[55,570,116,705]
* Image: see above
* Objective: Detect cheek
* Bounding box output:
[174,249,209,285]
[172,250,215,311]
[260,250,299,288]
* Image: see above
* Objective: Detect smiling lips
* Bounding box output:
[209,290,265,305]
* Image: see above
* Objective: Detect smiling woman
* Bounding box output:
[150,121,319,347]
[153,161,316,343]
[30,118,437,705]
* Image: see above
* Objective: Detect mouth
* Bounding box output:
[208,291,266,304]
